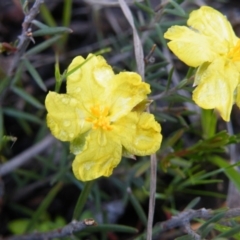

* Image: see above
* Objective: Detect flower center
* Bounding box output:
[86,105,112,131]
[227,40,240,62]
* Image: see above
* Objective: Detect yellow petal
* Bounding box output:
[192,58,239,121]
[109,72,151,121]
[164,26,218,67]
[45,91,91,141]
[188,6,238,50]
[72,130,122,181]
[67,54,115,108]
[114,112,162,156]
[194,62,211,86]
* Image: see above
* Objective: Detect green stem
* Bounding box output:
[73,180,95,220]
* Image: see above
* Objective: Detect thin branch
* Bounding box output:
[155,208,240,233]
[146,154,157,240]
[84,0,143,7]
[0,135,55,177]
[144,44,157,65]
[118,2,156,239]
[118,0,145,79]
[183,222,201,240]
[0,0,44,104]
[150,86,177,100]
[1,219,97,240]
[7,0,44,77]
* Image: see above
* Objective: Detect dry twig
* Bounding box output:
[118,0,145,79]
[1,219,97,240]
[0,0,44,104]
[7,0,44,77]
[118,2,157,240]
[0,135,55,177]
[153,207,240,238]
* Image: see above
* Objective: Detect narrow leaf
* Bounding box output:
[83,224,138,234]
[32,27,72,37]
[23,59,47,91]
[128,188,147,226]
[26,35,62,56]
[3,108,42,125]
[210,156,240,193]
[11,86,44,109]
[214,225,240,238]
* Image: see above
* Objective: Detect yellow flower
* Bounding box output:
[45,54,162,181]
[164,6,240,121]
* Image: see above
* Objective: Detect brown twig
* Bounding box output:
[183,222,201,240]
[7,0,44,77]
[1,219,97,240]
[118,0,145,79]
[153,207,240,238]
[144,44,157,65]
[118,2,155,239]
[0,135,55,177]
[146,154,157,240]
[0,0,44,104]
[84,0,143,7]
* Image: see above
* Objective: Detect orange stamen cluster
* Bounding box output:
[227,40,240,62]
[86,105,112,130]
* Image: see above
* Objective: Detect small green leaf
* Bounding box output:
[214,225,240,239]
[214,223,240,239]
[128,188,147,226]
[32,19,49,29]
[54,54,62,93]
[23,59,47,91]
[3,108,42,125]
[40,3,57,27]
[134,2,154,15]
[184,197,201,210]
[11,86,44,109]
[163,129,184,148]
[8,219,30,234]
[198,211,225,232]
[62,0,72,45]
[166,67,174,91]
[32,27,72,37]
[155,24,167,48]
[168,0,187,17]
[83,224,138,234]
[170,157,192,168]
[163,94,193,103]
[210,156,240,193]
[145,61,168,72]
[26,35,62,56]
